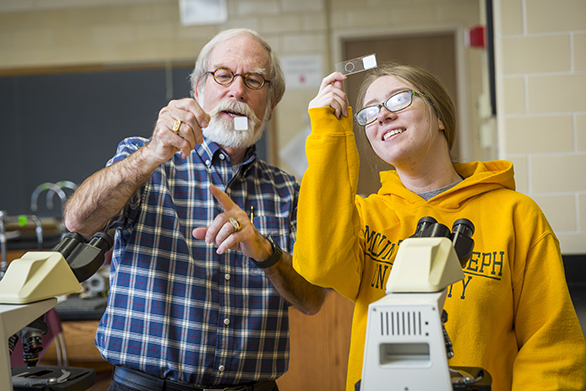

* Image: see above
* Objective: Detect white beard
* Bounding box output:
[200,97,270,149]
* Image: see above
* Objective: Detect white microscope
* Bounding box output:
[0,231,112,391]
[359,217,491,391]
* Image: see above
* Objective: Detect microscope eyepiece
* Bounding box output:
[452,218,475,238]
[412,216,438,237]
[88,231,114,254]
[410,217,476,268]
[450,218,475,267]
[49,231,113,282]
[51,232,84,260]
[426,223,451,238]
[412,217,451,238]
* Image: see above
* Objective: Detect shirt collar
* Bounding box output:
[195,137,257,168]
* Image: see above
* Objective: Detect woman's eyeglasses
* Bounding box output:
[205,67,270,90]
[354,90,422,126]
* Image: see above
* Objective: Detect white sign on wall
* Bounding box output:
[280,55,323,89]
[179,0,227,26]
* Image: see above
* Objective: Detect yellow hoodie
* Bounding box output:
[293,107,586,391]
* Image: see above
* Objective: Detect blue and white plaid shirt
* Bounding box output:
[95,136,299,386]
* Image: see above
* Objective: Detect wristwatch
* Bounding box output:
[252,236,283,269]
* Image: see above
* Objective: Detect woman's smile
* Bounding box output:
[382,127,405,141]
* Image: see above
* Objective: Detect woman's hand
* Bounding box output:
[308,72,349,119]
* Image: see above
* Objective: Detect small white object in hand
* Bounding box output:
[234,116,248,131]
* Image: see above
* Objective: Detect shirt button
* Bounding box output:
[219,154,225,160]
[205,159,210,165]
[224,318,230,325]
[224,273,231,280]
[218,365,225,372]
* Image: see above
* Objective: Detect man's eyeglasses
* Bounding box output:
[205,67,270,90]
[354,90,422,126]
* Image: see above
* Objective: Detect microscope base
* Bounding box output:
[12,365,96,391]
[355,366,491,391]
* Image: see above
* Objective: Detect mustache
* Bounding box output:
[208,100,260,123]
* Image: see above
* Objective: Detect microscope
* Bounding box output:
[0,231,113,391]
[358,217,491,390]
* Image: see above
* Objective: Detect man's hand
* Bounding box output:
[146,98,211,163]
[192,185,272,262]
[192,185,326,315]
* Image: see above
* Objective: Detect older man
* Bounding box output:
[64,28,325,391]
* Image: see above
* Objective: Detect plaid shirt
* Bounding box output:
[95,137,299,386]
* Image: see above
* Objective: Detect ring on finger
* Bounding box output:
[229,217,241,233]
[172,119,182,133]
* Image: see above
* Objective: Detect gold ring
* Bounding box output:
[172,119,182,133]
[229,217,241,233]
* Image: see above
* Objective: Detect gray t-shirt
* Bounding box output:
[417,179,463,201]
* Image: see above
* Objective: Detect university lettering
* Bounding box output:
[371,263,390,290]
[365,225,507,295]
[466,251,504,277]
[364,225,400,262]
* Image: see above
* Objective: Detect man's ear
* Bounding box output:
[270,99,277,115]
[194,82,201,100]
[267,98,277,119]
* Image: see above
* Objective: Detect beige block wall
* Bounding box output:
[3,0,583,253]
[495,0,586,254]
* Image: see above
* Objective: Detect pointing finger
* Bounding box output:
[209,184,236,212]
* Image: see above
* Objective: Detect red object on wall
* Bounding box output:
[466,25,486,48]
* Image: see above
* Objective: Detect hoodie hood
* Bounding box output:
[377,160,516,210]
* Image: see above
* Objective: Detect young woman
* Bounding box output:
[293,63,586,391]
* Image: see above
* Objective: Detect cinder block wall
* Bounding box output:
[0,0,482,166]
[494,0,586,254]
[13,1,586,252]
